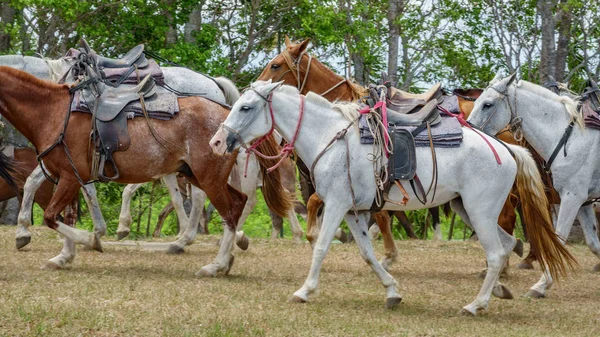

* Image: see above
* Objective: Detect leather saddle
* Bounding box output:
[80,39,149,69]
[582,79,600,112]
[80,66,157,181]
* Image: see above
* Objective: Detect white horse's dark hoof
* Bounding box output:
[492,284,514,299]
[459,308,476,316]
[15,236,31,250]
[477,269,487,279]
[236,234,249,251]
[224,255,235,276]
[166,245,185,255]
[289,295,307,303]
[593,263,600,273]
[92,233,103,253]
[517,262,534,270]
[41,261,63,270]
[338,230,349,243]
[524,289,545,298]
[116,231,129,241]
[513,239,524,257]
[385,297,402,309]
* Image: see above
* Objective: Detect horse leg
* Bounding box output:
[117,183,143,240]
[270,211,284,239]
[167,186,206,254]
[576,205,600,272]
[451,198,514,315]
[162,174,190,239]
[81,184,106,237]
[44,178,102,269]
[346,212,402,309]
[287,207,305,243]
[196,183,247,277]
[394,211,418,239]
[16,165,46,249]
[526,197,581,298]
[518,203,559,270]
[305,193,324,247]
[374,211,398,271]
[430,207,442,240]
[291,202,347,303]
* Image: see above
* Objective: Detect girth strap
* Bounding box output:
[543,121,574,172]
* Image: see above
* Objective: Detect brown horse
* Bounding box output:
[0,66,290,272]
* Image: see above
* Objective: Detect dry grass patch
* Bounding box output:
[0,227,599,336]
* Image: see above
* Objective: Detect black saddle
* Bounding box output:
[80,39,149,69]
[582,79,600,112]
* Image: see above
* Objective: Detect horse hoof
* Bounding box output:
[517,262,534,270]
[15,236,31,250]
[338,230,348,243]
[92,234,103,253]
[477,269,487,279]
[513,239,524,257]
[224,255,235,276]
[593,263,600,273]
[289,295,307,303]
[41,261,63,270]
[167,245,185,255]
[492,284,514,299]
[459,308,476,316]
[195,268,216,278]
[385,297,402,309]
[524,289,545,299]
[236,235,249,251]
[116,231,129,241]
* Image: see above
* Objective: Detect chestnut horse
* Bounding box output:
[0,66,290,273]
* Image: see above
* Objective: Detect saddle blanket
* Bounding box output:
[359,115,463,147]
[583,102,600,130]
[71,91,180,121]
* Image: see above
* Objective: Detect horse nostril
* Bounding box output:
[214,140,221,148]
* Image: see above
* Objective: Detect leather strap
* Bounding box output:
[543,121,574,172]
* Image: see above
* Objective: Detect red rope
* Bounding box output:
[244,95,306,176]
[360,101,390,157]
[437,105,502,165]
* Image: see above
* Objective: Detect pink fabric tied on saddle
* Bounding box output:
[359,101,390,157]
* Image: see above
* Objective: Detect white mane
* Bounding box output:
[517,80,583,129]
[43,58,71,83]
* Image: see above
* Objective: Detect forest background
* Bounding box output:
[0,0,598,239]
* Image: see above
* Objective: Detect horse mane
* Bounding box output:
[43,58,71,83]
[517,80,583,129]
[305,91,360,122]
[0,66,68,92]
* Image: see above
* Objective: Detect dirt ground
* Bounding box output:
[0,227,599,337]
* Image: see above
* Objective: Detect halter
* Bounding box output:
[486,83,523,142]
[281,49,353,98]
[221,88,305,176]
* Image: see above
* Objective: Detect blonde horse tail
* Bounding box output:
[506,143,578,279]
[214,77,240,105]
[254,136,293,217]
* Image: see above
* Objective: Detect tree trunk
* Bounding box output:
[184,2,204,44]
[554,0,572,82]
[387,0,403,87]
[538,0,558,83]
[0,2,16,52]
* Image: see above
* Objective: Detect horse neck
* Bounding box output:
[514,86,574,161]
[301,57,359,102]
[270,91,351,167]
[0,68,68,148]
[0,55,54,80]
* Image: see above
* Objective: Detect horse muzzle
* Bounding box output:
[209,127,239,155]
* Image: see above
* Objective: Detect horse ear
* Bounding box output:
[284,35,292,48]
[493,73,518,93]
[489,71,503,86]
[297,38,310,54]
[288,38,311,57]
[261,80,284,95]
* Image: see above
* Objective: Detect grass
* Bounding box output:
[0,227,599,336]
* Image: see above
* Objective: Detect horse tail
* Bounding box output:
[214,77,241,105]
[254,136,293,217]
[0,152,22,202]
[506,143,578,279]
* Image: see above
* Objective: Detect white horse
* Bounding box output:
[468,73,599,298]
[209,81,575,315]
[0,54,303,264]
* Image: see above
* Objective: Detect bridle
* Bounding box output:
[220,88,306,175]
[483,83,523,142]
[280,49,352,98]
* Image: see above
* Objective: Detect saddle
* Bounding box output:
[582,79,600,112]
[74,39,161,87]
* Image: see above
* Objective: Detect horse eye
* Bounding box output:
[241,106,251,111]
[483,102,493,109]
[271,63,280,70]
